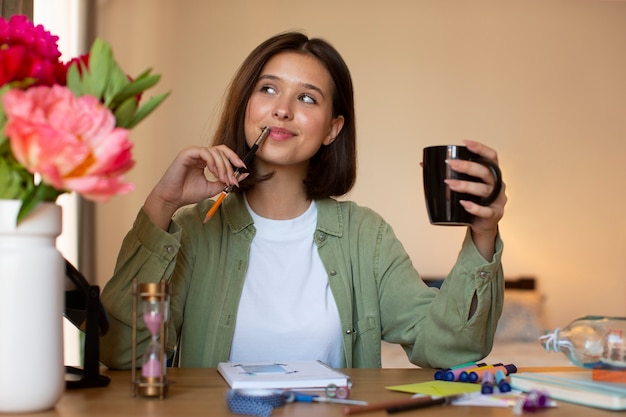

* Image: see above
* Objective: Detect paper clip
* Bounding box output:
[513,390,549,414]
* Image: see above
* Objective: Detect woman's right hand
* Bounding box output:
[144,145,247,229]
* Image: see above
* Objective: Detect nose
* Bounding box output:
[273,97,293,120]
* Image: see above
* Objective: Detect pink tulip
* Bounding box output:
[2,85,135,201]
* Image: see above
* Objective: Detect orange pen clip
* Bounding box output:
[203,126,270,223]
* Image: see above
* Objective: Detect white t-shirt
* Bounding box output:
[228,199,343,367]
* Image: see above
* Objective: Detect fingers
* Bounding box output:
[200,145,246,188]
[445,140,501,199]
[444,159,496,199]
[461,182,508,236]
[459,182,507,218]
[462,140,498,164]
[449,140,507,229]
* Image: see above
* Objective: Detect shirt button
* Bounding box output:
[479,271,489,279]
[318,234,326,242]
[329,270,337,276]
[165,245,175,254]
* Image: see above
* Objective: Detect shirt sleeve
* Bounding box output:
[379,226,504,369]
[99,208,182,369]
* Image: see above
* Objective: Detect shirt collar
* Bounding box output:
[223,192,343,238]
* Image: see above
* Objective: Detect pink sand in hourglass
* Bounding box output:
[143,312,162,335]
[142,357,162,378]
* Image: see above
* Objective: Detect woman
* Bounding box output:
[100,31,506,369]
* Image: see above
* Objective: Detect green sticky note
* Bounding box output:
[386,380,481,396]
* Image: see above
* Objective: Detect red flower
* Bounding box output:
[0,15,66,86]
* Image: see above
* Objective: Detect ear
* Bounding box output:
[323,115,345,146]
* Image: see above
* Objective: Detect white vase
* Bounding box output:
[0,200,65,413]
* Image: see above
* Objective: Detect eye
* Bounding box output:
[260,85,277,95]
[299,93,317,104]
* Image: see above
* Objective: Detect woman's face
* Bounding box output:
[244,52,344,173]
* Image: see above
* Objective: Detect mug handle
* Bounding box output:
[472,158,503,206]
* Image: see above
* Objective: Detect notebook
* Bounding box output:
[217,360,351,390]
[510,371,626,411]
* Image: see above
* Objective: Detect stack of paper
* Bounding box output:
[217,361,351,390]
[510,371,626,411]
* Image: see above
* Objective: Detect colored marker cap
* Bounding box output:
[494,369,511,392]
[433,369,446,380]
[443,370,454,381]
[467,371,480,383]
[498,380,512,392]
[503,364,517,374]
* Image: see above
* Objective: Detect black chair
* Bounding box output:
[64,260,111,389]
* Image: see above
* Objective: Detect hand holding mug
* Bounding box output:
[422,143,504,226]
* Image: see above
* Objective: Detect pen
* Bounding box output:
[387,395,455,414]
[343,395,459,415]
[203,126,270,223]
[284,391,368,406]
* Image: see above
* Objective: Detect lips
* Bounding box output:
[268,126,295,140]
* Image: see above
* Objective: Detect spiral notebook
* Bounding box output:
[217,360,351,390]
[510,371,626,411]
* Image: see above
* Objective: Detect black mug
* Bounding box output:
[422,145,502,225]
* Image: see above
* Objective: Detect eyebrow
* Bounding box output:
[258,74,326,99]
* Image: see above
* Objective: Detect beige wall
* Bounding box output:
[94,0,626,328]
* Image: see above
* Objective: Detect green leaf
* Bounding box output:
[65,63,82,95]
[109,74,161,109]
[16,183,62,225]
[86,38,114,99]
[127,92,170,129]
[0,136,9,153]
[0,83,11,120]
[113,97,139,129]
[104,64,131,108]
[0,158,21,199]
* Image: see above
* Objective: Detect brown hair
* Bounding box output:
[212,31,357,199]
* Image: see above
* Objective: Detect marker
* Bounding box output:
[456,363,489,382]
[468,364,517,383]
[433,369,448,380]
[495,369,511,392]
[433,361,477,380]
[480,371,494,394]
[443,362,486,382]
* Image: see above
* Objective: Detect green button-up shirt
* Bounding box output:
[100,192,504,369]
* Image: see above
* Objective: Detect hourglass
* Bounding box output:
[131,280,170,398]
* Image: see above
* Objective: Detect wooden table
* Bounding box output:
[7,367,622,416]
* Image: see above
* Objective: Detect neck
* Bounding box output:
[245,172,311,220]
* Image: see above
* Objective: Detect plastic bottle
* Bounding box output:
[540,316,626,369]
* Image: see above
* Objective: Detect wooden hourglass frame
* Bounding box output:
[131,280,170,398]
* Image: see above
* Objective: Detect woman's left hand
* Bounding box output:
[444,140,507,260]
